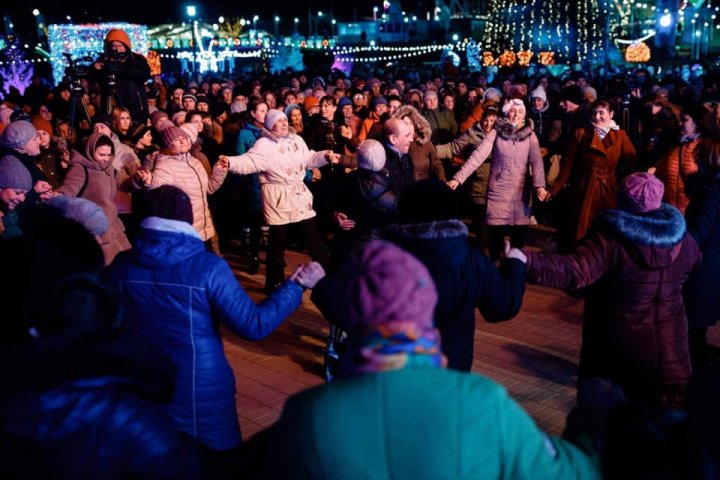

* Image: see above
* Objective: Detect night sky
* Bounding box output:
[5,0,436,35]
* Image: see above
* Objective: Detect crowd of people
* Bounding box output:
[1,27,720,478]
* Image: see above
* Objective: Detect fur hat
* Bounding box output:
[618,172,664,214]
[48,196,109,236]
[398,179,461,223]
[560,85,584,106]
[139,185,194,224]
[179,122,199,144]
[334,240,437,331]
[0,154,32,190]
[264,109,287,130]
[530,87,547,103]
[303,96,320,113]
[161,125,191,147]
[150,110,169,127]
[104,28,132,50]
[0,120,38,150]
[356,139,386,172]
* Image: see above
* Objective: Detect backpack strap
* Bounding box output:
[77,164,89,198]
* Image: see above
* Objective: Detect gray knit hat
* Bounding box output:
[356,139,386,172]
[0,155,33,190]
[0,120,38,150]
[264,109,287,130]
[48,196,109,236]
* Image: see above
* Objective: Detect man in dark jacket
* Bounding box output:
[93,29,151,122]
[381,118,415,192]
[382,179,527,371]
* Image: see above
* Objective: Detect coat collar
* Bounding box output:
[494,118,534,141]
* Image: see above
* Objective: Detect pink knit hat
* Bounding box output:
[618,172,664,213]
[161,125,192,147]
[336,240,437,331]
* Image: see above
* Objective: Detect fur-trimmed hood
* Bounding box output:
[598,203,687,268]
[392,105,433,145]
[381,219,470,272]
[494,117,535,142]
[382,219,468,240]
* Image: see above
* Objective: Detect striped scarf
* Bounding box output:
[339,321,447,376]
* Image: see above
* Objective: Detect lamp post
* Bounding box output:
[274,16,280,39]
[186,5,197,77]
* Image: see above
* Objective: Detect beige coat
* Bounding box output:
[225,129,329,226]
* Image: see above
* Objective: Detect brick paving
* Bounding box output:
[220,230,720,440]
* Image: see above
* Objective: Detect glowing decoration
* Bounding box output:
[498,49,516,66]
[624,41,651,62]
[659,13,673,28]
[482,51,497,66]
[333,44,450,63]
[516,50,533,66]
[0,39,33,96]
[465,39,481,71]
[300,40,307,48]
[166,39,174,48]
[538,51,556,65]
[146,50,161,75]
[48,23,149,84]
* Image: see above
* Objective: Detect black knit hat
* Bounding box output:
[560,85,584,106]
[139,185,193,224]
[128,121,151,144]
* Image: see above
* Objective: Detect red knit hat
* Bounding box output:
[104,29,132,50]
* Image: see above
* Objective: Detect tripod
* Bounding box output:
[68,80,93,132]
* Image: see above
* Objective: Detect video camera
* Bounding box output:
[63,53,95,82]
[98,51,127,73]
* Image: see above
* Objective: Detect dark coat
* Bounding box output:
[550,126,638,240]
[527,205,701,408]
[95,51,151,122]
[105,219,303,450]
[382,142,415,192]
[382,220,526,371]
[684,170,720,328]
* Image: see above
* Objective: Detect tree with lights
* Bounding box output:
[482,0,610,64]
[0,39,33,99]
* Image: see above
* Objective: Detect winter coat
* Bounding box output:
[437,122,492,205]
[225,128,330,225]
[56,134,131,265]
[526,205,701,408]
[259,367,600,480]
[149,149,227,241]
[381,220,526,371]
[105,218,304,450]
[36,147,63,189]
[338,168,398,236]
[684,170,720,328]
[453,118,545,226]
[423,106,458,145]
[393,105,446,182]
[382,143,415,193]
[0,334,200,479]
[654,137,699,214]
[529,104,552,146]
[93,51,151,123]
[549,126,638,240]
[109,132,142,215]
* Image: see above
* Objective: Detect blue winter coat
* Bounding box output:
[105,218,303,450]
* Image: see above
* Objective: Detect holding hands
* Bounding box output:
[503,240,527,264]
[334,212,356,231]
[325,151,341,164]
[216,155,229,170]
[446,179,460,190]
[135,168,153,186]
[536,186,550,202]
[289,261,326,289]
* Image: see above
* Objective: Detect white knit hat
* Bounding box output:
[180,122,199,144]
[264,109,287,130]
[530,87,547,103]
[356,139,386,172]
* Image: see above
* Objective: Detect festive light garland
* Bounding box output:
[47,23,149,84]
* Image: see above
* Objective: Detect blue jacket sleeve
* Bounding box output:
[206,260,303,340]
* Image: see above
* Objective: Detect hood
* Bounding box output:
[69,149,112,172]
[598,204,686,268]
[494,117,535,141]
[381,219,470,272]
[132,217,204,267]
[260,126,300,143]
[392,105,432,145]
[84,132,115,163]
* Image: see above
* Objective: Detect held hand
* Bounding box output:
[289,262,326,289]
[447,179,460,191]
[135,169,153,186]
[311,168,322,182]
[340,125,352,139]
[536,187,549,202]
[34,180,52,194]
[647,167,657,175]
[325,151,341,164]
[216,155,229,170]
[334,212,356,231]
[504,240,527,264]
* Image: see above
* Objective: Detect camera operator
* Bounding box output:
[93,29,151,123]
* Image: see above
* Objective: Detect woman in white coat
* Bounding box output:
[219,110,339,292]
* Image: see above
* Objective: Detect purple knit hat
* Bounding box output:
[335,240,437,331]
[618,172,664,214]
[161,125,192,147]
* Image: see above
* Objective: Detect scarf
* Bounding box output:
[593,120,620,140]
[339,321,447,377]
[679,132,700,144]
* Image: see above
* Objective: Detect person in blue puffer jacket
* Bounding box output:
[105,185,325,453]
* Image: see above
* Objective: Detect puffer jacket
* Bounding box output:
[526,204,701,408]
[225,128,330,225]
[453,118,545,225]
[381,219,526,371]
[56,133,131,265]
[105,217,303,450]
[149,149,227,241]
[437,122,492,205]
[654,137,700,214]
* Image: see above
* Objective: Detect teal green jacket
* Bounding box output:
[0,210,22,240]
[261,368,600,480]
